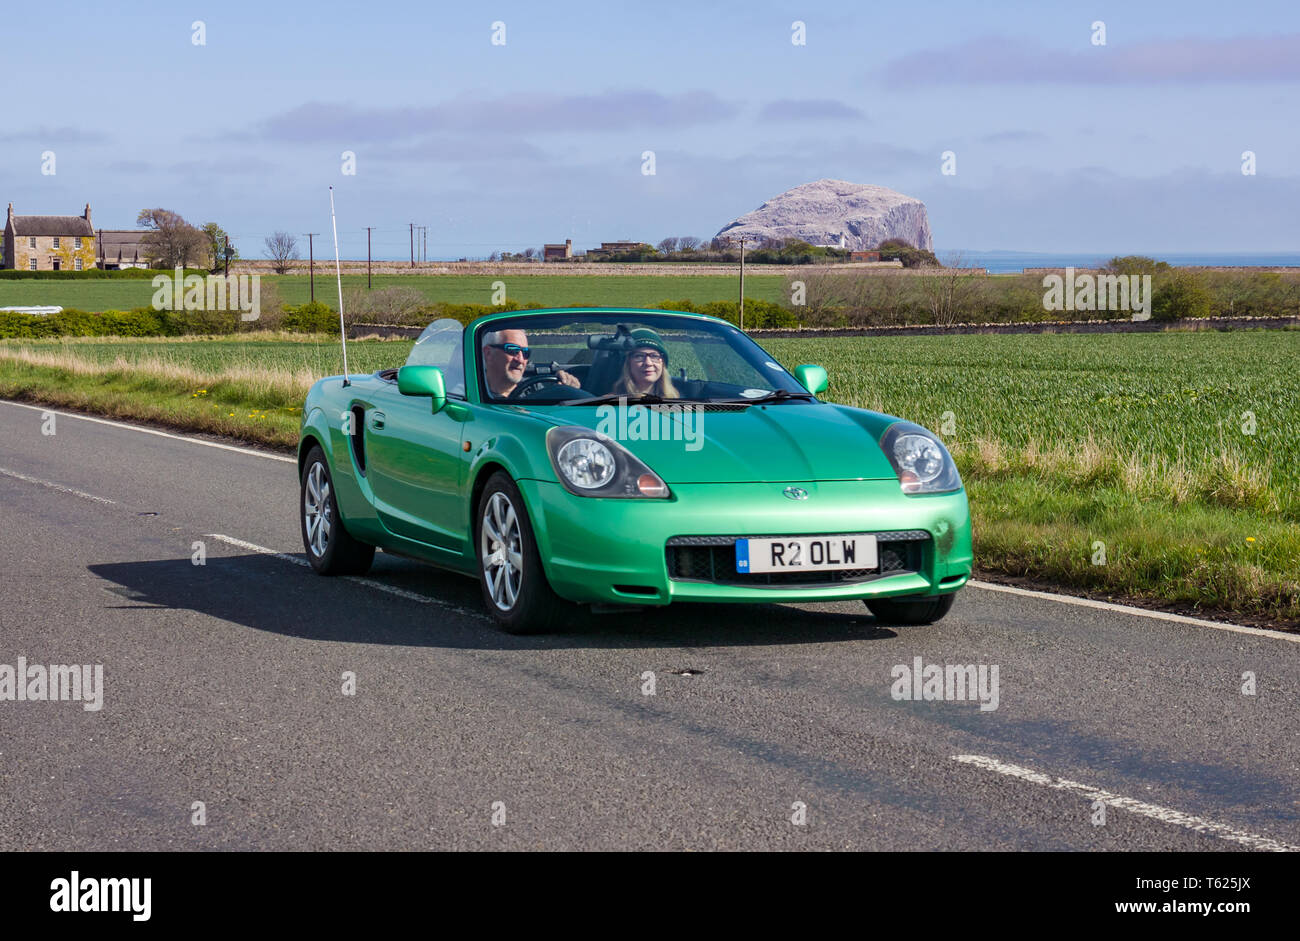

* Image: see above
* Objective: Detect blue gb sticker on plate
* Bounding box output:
[735,539,750,572]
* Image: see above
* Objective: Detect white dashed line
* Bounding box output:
[205,533,485,618]
[969,580,1297,643]
[0,466,118,506]
[953,754,1299,852]
[0,400,296,463]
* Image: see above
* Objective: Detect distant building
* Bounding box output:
[850,250,881,262]
[3,204,97,271]
[585,240,646,259]
[543,239,572,262]
[97,230,151,269]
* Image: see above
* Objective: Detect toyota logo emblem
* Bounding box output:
[783,487,809,500]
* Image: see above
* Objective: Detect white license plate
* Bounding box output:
[735,535,877,574]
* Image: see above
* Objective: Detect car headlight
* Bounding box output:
[879,422,962,494]
[556,438,615,489]
[546,426,670,498]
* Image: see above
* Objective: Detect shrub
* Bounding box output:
[281,301,338,333]
[1152,271,1213,321]
[344,286,430,324]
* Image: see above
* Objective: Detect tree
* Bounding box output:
[137,208,207,268]
[200,222,238,272]
[264,232,300,274]
[523,247,536,259]
[678,236,701,251]
[917,252,982,325]
[657,237,679,254]
[1103,255,1171,275]
[877,238,941,269]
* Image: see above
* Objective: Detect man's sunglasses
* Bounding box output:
[487,343,531,359]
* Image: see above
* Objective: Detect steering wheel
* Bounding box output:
[509,374,564,399]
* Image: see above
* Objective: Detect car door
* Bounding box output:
[364,390,468,554]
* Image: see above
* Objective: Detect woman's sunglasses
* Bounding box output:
[488,343,531,359]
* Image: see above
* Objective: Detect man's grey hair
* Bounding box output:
[482,329,505,347]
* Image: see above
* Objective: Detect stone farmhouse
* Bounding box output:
[3,204,97,271]
[2,204,152,270]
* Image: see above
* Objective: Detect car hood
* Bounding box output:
[532,401,901,483]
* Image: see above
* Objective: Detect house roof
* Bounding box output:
[97,230,148,262]
[10,215,95,237]
[98,230,147,248]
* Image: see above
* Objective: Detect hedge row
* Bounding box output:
[0,297,802,340]
[0,267,211,280]
[786,269,1300,327]
[0,308,239,338]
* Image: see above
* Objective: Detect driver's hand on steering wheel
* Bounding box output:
[556,369,580,388]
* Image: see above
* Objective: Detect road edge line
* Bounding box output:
[969,579,1298,643]
[0,399,296,463]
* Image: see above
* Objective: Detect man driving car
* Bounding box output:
[482,328,581,398]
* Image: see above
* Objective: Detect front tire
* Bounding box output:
[300,445,375,575]
[865,593,956,625]
[476,472,571,634]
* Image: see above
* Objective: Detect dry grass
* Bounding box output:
[0,345,317,405]
[955,432,1274,510]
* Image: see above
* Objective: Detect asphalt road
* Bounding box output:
[1,399,1296,851]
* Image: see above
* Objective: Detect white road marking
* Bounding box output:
[0,400,296,463]
[205,533,485,618]
[0,466,117,506]
[969,579,1299,643]
[953,754,1299,853]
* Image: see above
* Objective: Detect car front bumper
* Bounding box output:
[518,478,972,606]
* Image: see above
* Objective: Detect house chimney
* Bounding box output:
[6,203,13,226]
[84,203,92,226]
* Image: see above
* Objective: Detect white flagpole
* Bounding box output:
[329,186,350,387]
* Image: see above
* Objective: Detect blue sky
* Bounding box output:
[2,0,1298,259]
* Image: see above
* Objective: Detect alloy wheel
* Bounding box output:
[303,462,332,558]
[480,491,523,610]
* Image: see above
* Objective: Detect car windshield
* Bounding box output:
[473,313,810,404]
[404,318,466,397]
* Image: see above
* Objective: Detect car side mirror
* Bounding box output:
[793,364,828,395]
[397,365,447,413]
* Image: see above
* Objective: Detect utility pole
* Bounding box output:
[410,223,415,268]
[365,227,373,289]
[306,233,319,302]
[422,226,427,264]
[223,236,231,277]
[738,237,747,331]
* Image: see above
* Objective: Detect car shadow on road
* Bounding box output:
[88,552,898,650]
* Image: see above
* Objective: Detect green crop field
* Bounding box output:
[1,329,1296,626]
[0,273,787,312]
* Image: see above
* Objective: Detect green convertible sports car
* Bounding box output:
[298,308,972,633]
